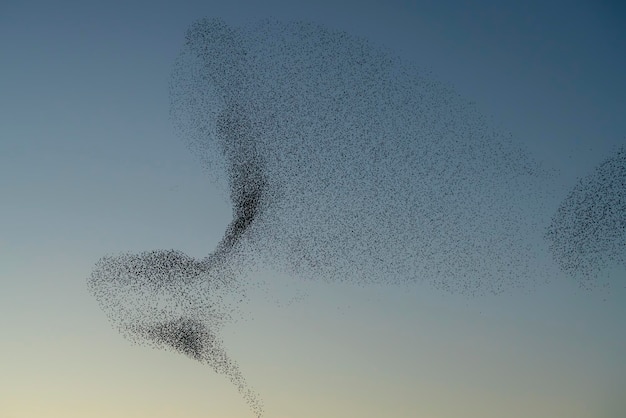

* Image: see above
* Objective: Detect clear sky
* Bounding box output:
[1,1,625,417]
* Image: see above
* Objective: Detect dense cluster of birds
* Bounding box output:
[88,249,263,415]
[87,18,624,417]
[546,146,626,289]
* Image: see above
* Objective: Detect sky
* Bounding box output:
[1,1,625,417]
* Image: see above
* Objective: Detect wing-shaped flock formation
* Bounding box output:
[87,18,624,417]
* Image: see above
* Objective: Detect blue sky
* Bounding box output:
[1,1,625,417]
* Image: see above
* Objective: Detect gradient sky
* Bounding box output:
[1,1,625,417]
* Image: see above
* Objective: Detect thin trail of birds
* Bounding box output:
[87,18,625,417]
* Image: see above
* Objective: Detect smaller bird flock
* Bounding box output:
[546,146,626,289]
[88,249,264,416]
[88,17,624,417]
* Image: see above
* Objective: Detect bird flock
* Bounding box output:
[546,146,626,289]
[87,18,625,417]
